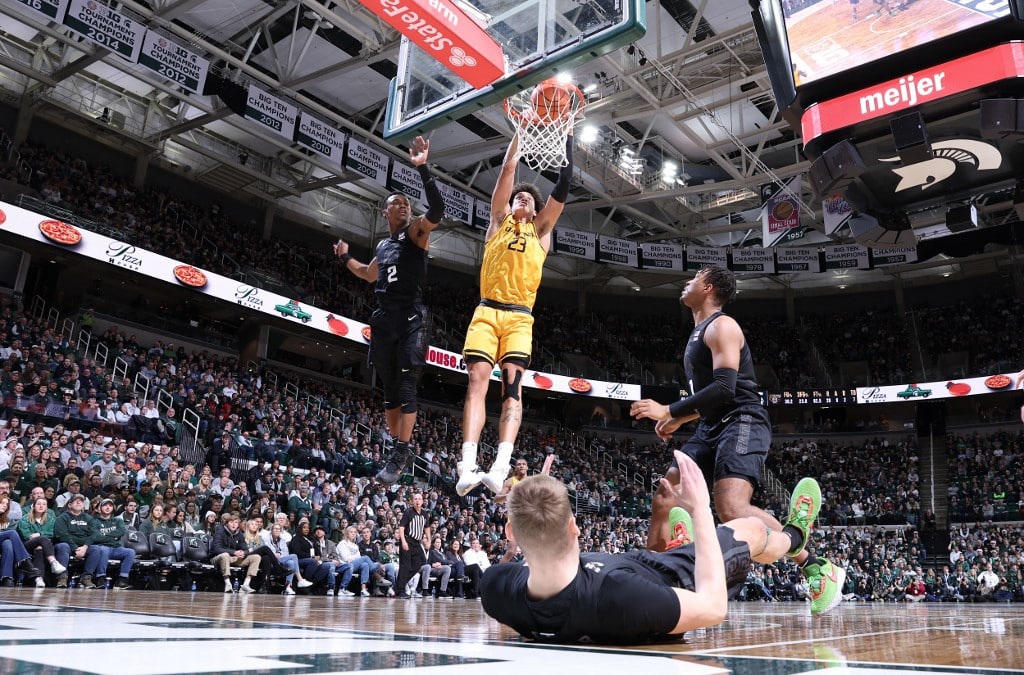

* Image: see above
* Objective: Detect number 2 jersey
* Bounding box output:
[374,225,428,310]
[479,214,546,310]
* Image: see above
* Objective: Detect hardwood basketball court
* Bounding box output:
[1,591,1020,674]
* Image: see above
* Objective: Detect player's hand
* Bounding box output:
[654,416,684,442]
[659,450,710,514]
[1015,368,1024,390]
[630,399,669,422]
[541,454,555,475]
[409,136,429,166]
[333,239,349,257]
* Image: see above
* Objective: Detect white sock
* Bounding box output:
[460,442,478,473]
[492,442,514,472]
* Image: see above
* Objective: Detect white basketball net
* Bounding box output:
[504,84,585,172]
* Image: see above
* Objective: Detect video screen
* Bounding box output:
[783,0,1012,85]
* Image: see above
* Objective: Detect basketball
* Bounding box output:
[530,80,573,123]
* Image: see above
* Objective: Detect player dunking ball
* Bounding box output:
[630,265,844,615]
[456,132,574,496]
[334,136,444,484]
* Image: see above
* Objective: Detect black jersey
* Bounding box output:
[480,528,750,644]
[374,225,427,309]
[683,312,762,421]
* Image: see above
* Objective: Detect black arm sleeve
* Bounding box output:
[417,164,445,223]
[668,368,738,419]
[549,136,574,203]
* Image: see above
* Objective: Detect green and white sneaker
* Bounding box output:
[784,477,822,557]
[664,507,693,551]
[803,558,845,615]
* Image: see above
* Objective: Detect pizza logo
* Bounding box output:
[568,377,592,394]
[173,265,208,288]
[39,220,82,246]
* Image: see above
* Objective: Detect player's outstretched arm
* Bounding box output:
[408,136,445,246]
[487,134,521,242]
[662,451,727,634]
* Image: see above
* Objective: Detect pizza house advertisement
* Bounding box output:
[856,373,1021,404]
[0,201,640,401]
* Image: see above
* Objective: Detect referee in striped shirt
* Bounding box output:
[397,491,429,597]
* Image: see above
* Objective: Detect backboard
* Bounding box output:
[384,0,645,142]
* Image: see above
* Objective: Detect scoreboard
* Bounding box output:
[760,388,859,407]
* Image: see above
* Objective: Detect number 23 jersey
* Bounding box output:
[479,215,547,310]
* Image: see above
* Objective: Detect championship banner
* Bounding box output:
[822,192,853,236]
[15,0,69,22]
[138,32,210,94]
[0,200,640,400]
[244,84,298,140]
[597,234,638,267]
[438,183,471,224]
[685,245,727,271]
[471,199,490,231]
[295,113,346,163]
[823,243,870,270]
[387,163,424,203]
[871,246,918,267]
[344,138,389,186]
[64,0,145,62]
[761,176,802,247]
[553,228,596,260]
[776,247,821,273]
[639,242,683,271]
[857,372,1019,404]
[732,247,776,274]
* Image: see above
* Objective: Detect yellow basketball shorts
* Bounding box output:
[462,305,534,366]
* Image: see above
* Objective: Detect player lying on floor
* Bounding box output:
[480,450,838,644]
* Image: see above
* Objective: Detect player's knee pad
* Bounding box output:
[398,368,420,413]
[501,367,523,402]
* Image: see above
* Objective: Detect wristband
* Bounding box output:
[340,252,353,264]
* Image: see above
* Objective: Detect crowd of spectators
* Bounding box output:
[7,129,1024,394]
[2,289,1024,601]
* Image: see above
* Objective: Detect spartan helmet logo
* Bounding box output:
[879,139,1002,192]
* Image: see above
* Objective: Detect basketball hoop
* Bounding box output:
[504,79,585,172]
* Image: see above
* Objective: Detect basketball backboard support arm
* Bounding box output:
[384,0,646,143]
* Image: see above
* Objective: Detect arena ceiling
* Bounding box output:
[0,0,1016,299]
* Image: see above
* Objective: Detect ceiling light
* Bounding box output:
[838,285,847,290]
[579,125,598,143]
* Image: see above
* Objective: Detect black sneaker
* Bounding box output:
[114,577,131,590]
[375,444,411,485]
[0,577,13,587]
[16,559,40,578]
[91,576,106,589]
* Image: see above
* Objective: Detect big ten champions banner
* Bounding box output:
[553,227,596,259]
[244,84,298,140]
[732,247,776,274]
[597,234,638,267]
[295,114,346,163]
[640,242,683,271]
[685,245,727,271]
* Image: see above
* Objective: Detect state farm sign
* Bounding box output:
[361,0,505,89]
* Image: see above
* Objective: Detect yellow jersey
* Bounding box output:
[480,214,547,310]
